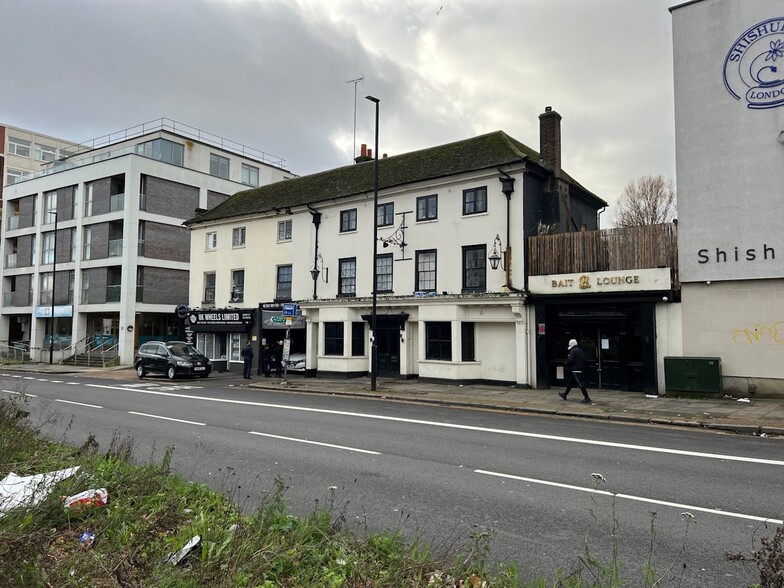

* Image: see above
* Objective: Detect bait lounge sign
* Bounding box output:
[723,17,784,109]
[528,268,672,295]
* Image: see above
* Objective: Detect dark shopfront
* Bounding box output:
[185,309,254,373]
[257,305,306,375]
[534,298,658,394]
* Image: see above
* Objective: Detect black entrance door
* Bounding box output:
[579,327,622,390]
[376,325,400,375]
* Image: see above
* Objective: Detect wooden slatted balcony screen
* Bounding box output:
[527,223,679,288]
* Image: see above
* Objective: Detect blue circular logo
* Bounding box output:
[723,17,784,109]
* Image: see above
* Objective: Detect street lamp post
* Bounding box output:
[48,211,58,365]
[365,95,380,391]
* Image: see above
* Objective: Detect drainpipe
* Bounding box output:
[308,206,321,300]
[597,206,606,230]
[498,171,524,294]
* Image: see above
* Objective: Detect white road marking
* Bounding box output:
[66,382,80,385]
[55,399,103,409]
[128,411,206,426]
[50,380,63,384]
[36,379,49,382]
[475,469,784,525]
[2,389,37,397]
[249,431,380,454]
[23,377,35,380]
[84,383,784,467]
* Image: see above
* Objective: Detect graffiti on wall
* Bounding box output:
[732,321,784,345]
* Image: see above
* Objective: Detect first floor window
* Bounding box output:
[463,186,488,215]
[325,322,344,356]
[338,257,356,297]
[426,321,452,361]
[416,194,438,221]
[206,231,217,251]
[351,322,365,357]
[204,272,216,303]
[81,272,89,304]
[277,220,292,241]
[42,232,55,265]
[276,265,292,300]
[461,322,476,361]
[231,270,244,302]
[40,273,53,305]
[415,250,437,292]
[210,153,230,179]
[241,163,259,187]
[232,226,246,247]
[462,245,487,292]
[82,227,92,260]
[340,208,357,232]
[377,202,394,227]
[376,254,393,292]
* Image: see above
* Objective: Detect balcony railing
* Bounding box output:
[5,253,17,269]
[7,216,19,230]
[108,239,123,257]
[527,223,679,288]
[3,292,15,306]
[106,285,121,302]
[110,193,125,212]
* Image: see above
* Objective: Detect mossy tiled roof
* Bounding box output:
[186,131,601,225]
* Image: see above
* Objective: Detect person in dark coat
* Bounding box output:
[273,341,284,377]
[261,342,271,377]
[241,340,254,379]
[559,338,593,404]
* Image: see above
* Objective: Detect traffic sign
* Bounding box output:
[271,316,286,324]
[282,303,297,316]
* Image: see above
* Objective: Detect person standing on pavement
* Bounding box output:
[261,342,271,377]
[560,338,594,404]
[241,340,254,379]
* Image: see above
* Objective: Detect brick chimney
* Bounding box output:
[539,106,562,176]
[354,143,373,164]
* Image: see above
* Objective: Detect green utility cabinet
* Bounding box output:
[664,357,722,394]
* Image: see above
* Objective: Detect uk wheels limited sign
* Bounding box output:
[723,17,784,109]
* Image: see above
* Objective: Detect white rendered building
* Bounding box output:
[0,119,293,365]
[186,108,625,385]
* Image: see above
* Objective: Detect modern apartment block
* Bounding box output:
[1,123,81,205]
[0,119,294,365]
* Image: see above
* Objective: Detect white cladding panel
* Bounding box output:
[672,0,784,282]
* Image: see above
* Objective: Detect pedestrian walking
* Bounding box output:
[241,340,254,379]
[273,340,283,378]
[559,338,594,404]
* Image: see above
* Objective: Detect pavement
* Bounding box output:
[2,362,783,437]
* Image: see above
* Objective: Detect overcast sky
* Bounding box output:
[3,0,676,224]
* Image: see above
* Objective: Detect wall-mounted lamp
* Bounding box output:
[488,234,506,270]
[310,253,329,283]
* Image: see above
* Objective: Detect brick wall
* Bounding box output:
[17,194,36,229]
[10,274,31,306]
[54,185,76,222]
[53,270,74,305]
[16,234,34,267]
[85,222,110,260]
[207,190,230,210]
[141,266,188,305]
[143,222,190,262]
[81,267,108,304]
[146,177,199,217]
[89,177,112,216]
[55,227,73,264]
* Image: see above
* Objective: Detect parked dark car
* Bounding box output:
[134,341,211,380]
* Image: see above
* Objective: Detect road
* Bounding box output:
[2,370,781,587]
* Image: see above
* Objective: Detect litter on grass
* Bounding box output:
[165,535,201,566]
[63,488,108,510]
[0,466,80,514]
